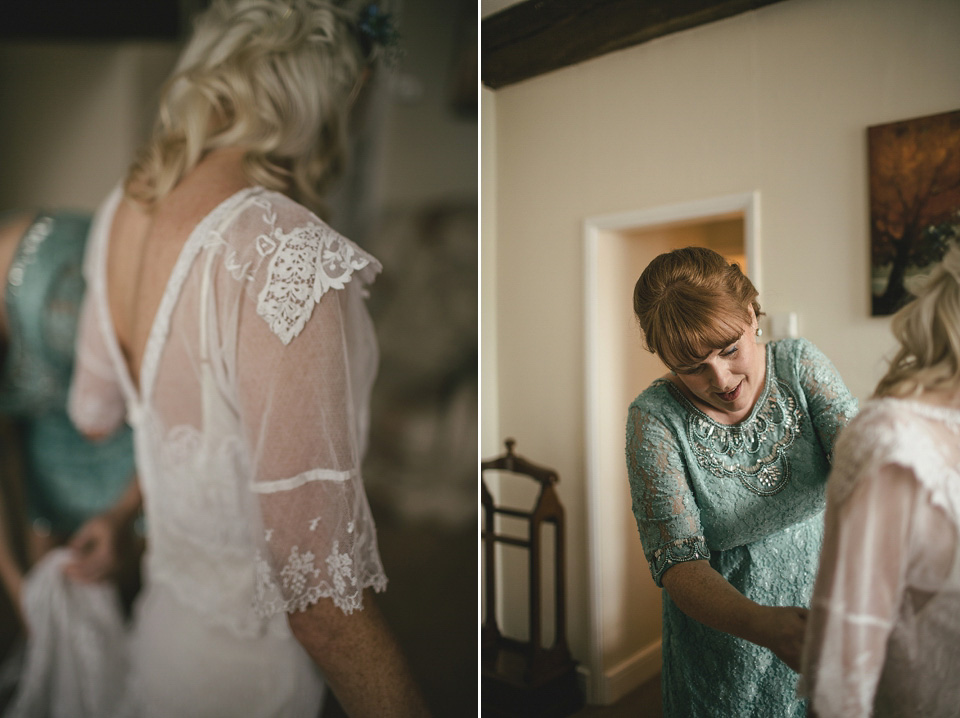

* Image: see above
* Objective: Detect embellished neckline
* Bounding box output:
[656,342,774,429]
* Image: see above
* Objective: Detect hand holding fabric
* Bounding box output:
[662,560,810,673]
[64,514,122,583]
[751,604,809,672]
[64,479,141,583]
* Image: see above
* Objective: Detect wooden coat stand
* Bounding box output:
[481,439,583,717]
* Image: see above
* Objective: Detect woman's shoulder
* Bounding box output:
[768,336,842,381]
[220,188,382,345]
[631,378,674,408]
[841,397,960,447]
[768,336,819,364]
[829,398,955,501]
[235,187,382,292]
[221,188,348,251]
[629,379,685,429]
[836,398,903,444]
[236,187,315,226]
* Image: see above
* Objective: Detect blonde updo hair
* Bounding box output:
[125,0,371,216]
[874,243,960,398]
[633,246,762,369]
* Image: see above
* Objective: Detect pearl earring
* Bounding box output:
[755,327,763,338]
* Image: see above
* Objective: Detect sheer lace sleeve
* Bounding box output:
[67,190,127,437]
[795,338,858,462]
[232,215,387,618]
[801,464,918,717]
[626,401,709,587]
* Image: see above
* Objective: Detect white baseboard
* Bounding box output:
[577,640,662,706]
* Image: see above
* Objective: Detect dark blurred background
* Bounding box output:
[0,1,477,714]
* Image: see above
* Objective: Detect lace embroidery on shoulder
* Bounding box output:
[256,221,377,345]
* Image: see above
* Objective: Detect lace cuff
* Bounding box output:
[650,535,710,587]
[253,540,387,617]
[251,469,387,617]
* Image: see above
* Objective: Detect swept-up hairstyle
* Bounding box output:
[125,0,374,216]
[875,243,960,398]
[633,246,762,369]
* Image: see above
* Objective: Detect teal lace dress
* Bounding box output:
[625,338,857,718]
[0,212,134,536]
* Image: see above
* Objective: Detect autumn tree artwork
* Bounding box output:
[869,109,960,316]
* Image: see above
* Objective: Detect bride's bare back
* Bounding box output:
[106,148,251,388]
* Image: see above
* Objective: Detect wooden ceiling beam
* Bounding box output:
[482,0,789,90]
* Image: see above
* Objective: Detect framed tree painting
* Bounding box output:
[869,109,960,315]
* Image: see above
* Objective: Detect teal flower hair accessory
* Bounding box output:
[357,4,400,61]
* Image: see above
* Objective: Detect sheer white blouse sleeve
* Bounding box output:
[226,197,387,618]
[68,187,128,437]
[802,464,918,716]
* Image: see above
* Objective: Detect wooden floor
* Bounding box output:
[572,674,663,718]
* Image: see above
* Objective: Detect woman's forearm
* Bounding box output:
[662,559,808,671]
[288,589,430,717]
[104,477,142,527]
[662,560,761,635]
[64,476,142,583]
[0,534,23,621]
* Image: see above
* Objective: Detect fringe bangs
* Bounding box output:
[646,287,751,369]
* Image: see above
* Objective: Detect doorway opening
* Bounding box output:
[582,192,759,704]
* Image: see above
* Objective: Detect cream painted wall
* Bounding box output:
[0,0,477,216]
[379,0,477,210]
[482,88,499,457]
[0,42,181,212]
[483,0,960,698]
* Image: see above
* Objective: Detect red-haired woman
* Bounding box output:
[626,246,857,717]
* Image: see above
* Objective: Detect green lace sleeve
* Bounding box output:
[795,339,859,463]
[625,400,710,587]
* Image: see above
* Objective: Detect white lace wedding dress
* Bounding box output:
[801,397,960,717]
[66,185,388,717]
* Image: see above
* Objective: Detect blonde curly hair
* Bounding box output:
[125,0,372,216]
[875,242,960,398]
